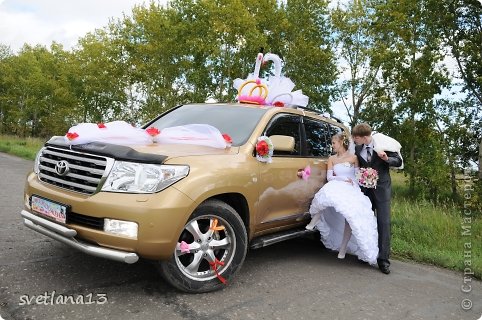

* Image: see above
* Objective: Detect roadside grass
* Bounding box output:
[1,135,480,278]
[391,171,481,279]
[0,135,45,160]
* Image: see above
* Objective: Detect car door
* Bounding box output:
[255,114,313,231]
[302,117,341,207]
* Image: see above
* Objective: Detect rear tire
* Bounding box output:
[158,199,247,293]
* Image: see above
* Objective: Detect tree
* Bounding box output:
[73,30,129,123]
[283,0,337,111]
[367,0,451,197]
[435,98,481,198]
[331,0,382,128]
[0,44,14,134]
[437,0,482,178]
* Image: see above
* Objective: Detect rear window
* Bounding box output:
[147,104,268,146]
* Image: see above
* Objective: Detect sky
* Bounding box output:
[0,0,155,52]
[0,0,467,124]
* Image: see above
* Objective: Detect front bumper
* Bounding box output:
[23,172,196,261]
[21,210,139,264]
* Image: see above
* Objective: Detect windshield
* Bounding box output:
[146,104,268,146]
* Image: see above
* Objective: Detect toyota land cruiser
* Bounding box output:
[21,102,346,293]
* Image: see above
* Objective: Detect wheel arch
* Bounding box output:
[204,193,251,239]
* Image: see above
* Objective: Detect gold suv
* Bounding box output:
[21,103,346,293]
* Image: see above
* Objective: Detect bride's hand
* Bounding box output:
[345,178,353,185]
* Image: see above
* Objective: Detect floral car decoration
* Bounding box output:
[255,136,274,163]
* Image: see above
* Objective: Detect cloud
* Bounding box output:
[0,0,156,51]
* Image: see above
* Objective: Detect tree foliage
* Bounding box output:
[0,0,480,203]
[331,0,381,127]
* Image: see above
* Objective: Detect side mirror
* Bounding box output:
[269,135,295,152]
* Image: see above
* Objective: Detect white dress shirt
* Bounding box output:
[361,141,374,162]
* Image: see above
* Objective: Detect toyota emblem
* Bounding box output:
[55,160,70,176]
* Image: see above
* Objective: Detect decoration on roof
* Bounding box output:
[233,52,309,107]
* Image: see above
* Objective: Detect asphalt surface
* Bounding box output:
[0,152,481,320]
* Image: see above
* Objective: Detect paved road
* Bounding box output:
[0,152,481,320]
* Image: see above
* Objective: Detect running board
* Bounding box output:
[250,228,315,249]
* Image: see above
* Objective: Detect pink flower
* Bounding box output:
[179,241,190,254]
[356,167,378,188]
[300,165,311,181]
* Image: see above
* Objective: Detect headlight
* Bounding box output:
[33,147,45,174]
[101,161,189,193]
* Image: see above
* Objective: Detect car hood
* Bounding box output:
[130,143,240,160]
[45,136,239,164]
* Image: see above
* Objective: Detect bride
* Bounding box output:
[306,133,379,265]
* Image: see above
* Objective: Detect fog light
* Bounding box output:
[104,219,138,239]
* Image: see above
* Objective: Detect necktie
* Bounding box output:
[366,146,372,163]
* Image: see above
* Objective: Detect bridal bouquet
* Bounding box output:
[356,167,379,188]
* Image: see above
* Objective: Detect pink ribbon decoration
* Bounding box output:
[179,241,190,254]
[300,165,311,181]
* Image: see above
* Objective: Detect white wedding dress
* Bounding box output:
[309,162,379,265]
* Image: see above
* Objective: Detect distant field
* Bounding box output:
[0,135,45,160]
[0,135,480,278]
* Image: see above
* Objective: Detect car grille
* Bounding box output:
[38,147,108,195]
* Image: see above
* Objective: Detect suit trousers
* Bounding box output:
[365,190,391,264]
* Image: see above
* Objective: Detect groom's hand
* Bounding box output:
[377,151,389,161]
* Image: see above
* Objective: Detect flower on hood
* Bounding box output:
[222,133,232,147]
[66,132,79,141]
[97,123,106,129]
[146,127,161,137]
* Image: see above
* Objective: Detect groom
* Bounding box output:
[352,123,403,274]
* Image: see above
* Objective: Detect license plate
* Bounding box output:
[31,196,68,224]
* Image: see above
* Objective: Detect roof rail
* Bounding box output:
[294,105,343,124]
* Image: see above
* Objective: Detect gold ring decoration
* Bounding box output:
[238,79,269,105]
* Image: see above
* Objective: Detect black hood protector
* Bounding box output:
[45,137,167,164]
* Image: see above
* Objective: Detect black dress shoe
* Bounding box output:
[379,264,390,274]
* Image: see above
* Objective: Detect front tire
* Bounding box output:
[158,199,247,293]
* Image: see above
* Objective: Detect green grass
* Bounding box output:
[391,172,481,278]
[0,135,45,160]
[1,135,480,278]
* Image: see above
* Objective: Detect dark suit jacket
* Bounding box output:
[355,145,403,203]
